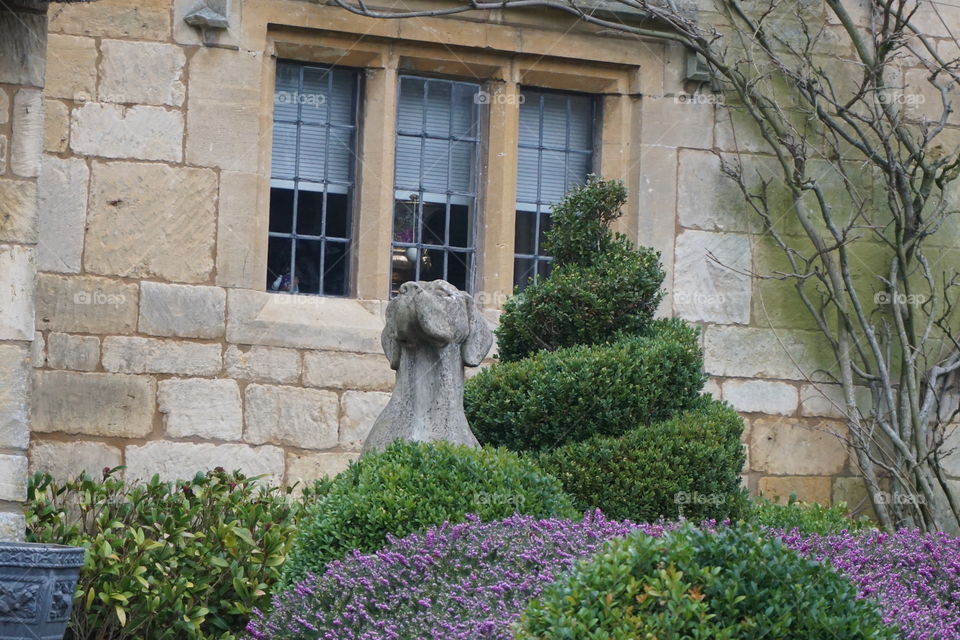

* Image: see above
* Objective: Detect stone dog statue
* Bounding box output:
[362,280,493,454]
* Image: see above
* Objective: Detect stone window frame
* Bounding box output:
[260,26,640,308]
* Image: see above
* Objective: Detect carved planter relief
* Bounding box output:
[0,542,85,639]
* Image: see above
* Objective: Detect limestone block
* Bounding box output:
[723,380,798,415]
[0,345,30,450]
[224,345,301,384]
[673,230,752,324]
[0,11,46,87]
[303,351,395,392]
[0,135,6,174]
[159,378,242,441]
[640,96,714,150]
[86,162,217,282]
[910,2,960,39]
[637,147,679,311]
[286,451,357,492]
[702,377,722,399]
[30,440,122,481]
[43,99,69,152]
[44,34,98,101]
[102,336,222,376]
[125,441,284,484]
[758,476,832,505]
[832,476,877,520]
[799,383,873,419]
[244,384,339,450]
[0,244,35,341]
[31,331,44,368]
[340,391,390,450]
[216,172,267,289]
[0,512,25,542]
[100,40,186,107]
[46,332,100,371]
[0,89,7,124]
[36,273,138,334]
[32,370,155,437]
[750,418,847,476]
[226,289,383,352]
[139,282,226,339]
[71,103,183,162]
[11,89,43,177]
[676,149,769,232]
[37,156,88,274]
[186,48,262,172]
[48,0,171,40]
[714,106,772,154]
[704,326,835,381]
[0,454,28,501]
[0,179,37,243]
[942,425,960,478]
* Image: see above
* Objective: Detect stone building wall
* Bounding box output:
[26,0,960,515]
[1,0,47,540]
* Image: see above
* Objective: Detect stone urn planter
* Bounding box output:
[0,542,85,640]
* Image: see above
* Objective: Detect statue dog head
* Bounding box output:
[382,280,493,369]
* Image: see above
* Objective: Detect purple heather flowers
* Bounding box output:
[247,514,960,640]
[781,528,960,640]
[245,511,658,640]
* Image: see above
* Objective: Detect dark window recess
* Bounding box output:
[267,60,359,296]
[390,76,481,295]
[513,89,597,290]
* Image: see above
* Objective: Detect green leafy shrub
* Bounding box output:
[750,494,874,534]
[515,523,897,640]
[26,468,328,640]
[465,318,705,451]
[280,440,577,589]
[496,176,664,362]
[536,397,749,522]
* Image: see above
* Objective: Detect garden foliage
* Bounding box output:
[26,468,328,640]
[751,494,873,535]
[516,524,898,640]
[466,318,704,451]
[494,176,664,362]
[536,397,748,522]
[279,440,577,589]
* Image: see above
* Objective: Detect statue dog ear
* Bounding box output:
[381,304,402,370]
[460,295,494,367]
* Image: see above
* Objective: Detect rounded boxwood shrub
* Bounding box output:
[465,318,705,451]
[279,440,577,589]
[496,176,664,363]
[516,524,898,640]
[536,397,749,522]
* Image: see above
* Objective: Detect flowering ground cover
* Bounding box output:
[247,514,960,640]
[781,528,960,640]
[245,511,657,640]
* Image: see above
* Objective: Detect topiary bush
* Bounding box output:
[465,318,705,451]
[26,468,328,640]
[536,397,749,522]
[516,523,898,640]
[495,176,664,363]
[279,440,577,589]
[751,494,874,534]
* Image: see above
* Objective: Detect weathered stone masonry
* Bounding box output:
[16,0,960,520]
[1,0,48,541]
